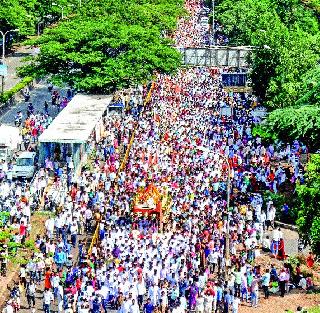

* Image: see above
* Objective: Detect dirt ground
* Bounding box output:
[0,212,47,308]
[239,291,320,313]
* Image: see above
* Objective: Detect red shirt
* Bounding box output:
[19,224,27,236]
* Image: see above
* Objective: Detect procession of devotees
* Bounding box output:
[0,0,314,313]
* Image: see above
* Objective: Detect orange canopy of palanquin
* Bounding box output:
[134,183,162,207]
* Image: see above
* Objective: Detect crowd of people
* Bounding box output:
[0,87,73,285]
[1,0,316,313]
[4,64,310,313]
[7,66,309,313]
[175,0,211,47]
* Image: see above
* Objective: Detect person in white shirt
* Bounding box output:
[262,236,271,252]
[45,218,55,239]
[207,251,219,273]
[65,303,74,313]
[148,283,159,306]
[43,288,54,313]
[232,296,240,313]
[70,221,79,247]
[271,227,281,255]
[129,299,140,313]
[4,301,14,313]
[298,277,307,290]
[195,293,204,313]
[203,293,213,313]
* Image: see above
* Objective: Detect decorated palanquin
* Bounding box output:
[133,183,171,227]
[133,183,162,215]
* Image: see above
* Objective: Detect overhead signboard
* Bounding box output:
[0,64,8,77]
[182,47,250,68]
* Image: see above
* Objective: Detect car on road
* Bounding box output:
[12,151,37,179]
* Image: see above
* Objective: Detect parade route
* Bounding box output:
[0,0,318,313]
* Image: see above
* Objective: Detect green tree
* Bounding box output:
[0,0,36,35]
[0,0,83,37]
[296,154,320,255]
[20,0,184,93]
[295,66,320,107]
[302,0,320,16]
[260,105,320,151]
[216,0,320,108]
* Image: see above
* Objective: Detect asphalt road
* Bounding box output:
[0,81,67,126]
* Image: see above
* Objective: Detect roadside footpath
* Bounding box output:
[3,45,33,92]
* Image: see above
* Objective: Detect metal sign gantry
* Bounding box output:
[179,46,252,68]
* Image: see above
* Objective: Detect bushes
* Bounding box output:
[0,212,10,227]
[0,76,34,105]
[0,230,12,242]
[24,239,36,250]
[252,124,276,144]
[295,154,320,256]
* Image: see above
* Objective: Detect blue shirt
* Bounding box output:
[216,287,223,301]
[224,294,231,305]
[144,303,154,313]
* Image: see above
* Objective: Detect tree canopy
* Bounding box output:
[216,0,320,154]
[256,105,320,151]
[19,0,184,93]
[0,0,78,36]
[296,154,320,255]
[216,0,320,109]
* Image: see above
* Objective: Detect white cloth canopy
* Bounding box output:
[39,94,112,144]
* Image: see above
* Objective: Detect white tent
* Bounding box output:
[39,94,112,144]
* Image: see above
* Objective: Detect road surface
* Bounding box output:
[0,81,67,126]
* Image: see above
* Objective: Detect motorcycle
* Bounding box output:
[24,91,30,102]
[27,103,34,116]
[298,238,305,253]
[14,111,23,127]
[14,118,22,127]
[0,259,7,276]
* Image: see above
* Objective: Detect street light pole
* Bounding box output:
[1,32,5,65]
[1,31,5,93]
[52,3,64,19]
[1,29,20,63]
[222,154,231,280]
[0,29,19,92]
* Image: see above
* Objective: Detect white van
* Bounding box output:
[12,152,37,179]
